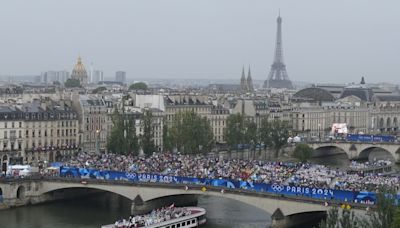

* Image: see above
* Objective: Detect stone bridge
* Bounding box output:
[308,142,400,161]
[0,178,366,217]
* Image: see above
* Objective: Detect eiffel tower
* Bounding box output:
[263,14,293,89]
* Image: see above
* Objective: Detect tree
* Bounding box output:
[107,107,139,155]
[167,111,213,154]
[64,78,81,88]
[140,110,155,155]
[293,144,313,162]
[319,207,360,228]
[391,207,400,228]
[129,82,148,90]
[107,107,125,154]
[125,117,139,154]
[319,207,339,228]
[259,117,289,157]
[225,113,246,149]
[359,187,398,228]
[162,122,173,152]
[244,121,258,145]
[92,86,107,94]
[320,187,398,228]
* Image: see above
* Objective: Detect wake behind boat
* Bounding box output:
[101,206,206,228]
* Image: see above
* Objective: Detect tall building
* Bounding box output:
[91,70,104,84]
[0,98,79,172]
[115,71,126,84]
[41,71,70,84]
[264,14,293,89]
[77,95,112,153]
[71,56,88,85]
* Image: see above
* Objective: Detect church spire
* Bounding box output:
[247,66,254,91]
[360,76,365,85]
[240,66,247,91]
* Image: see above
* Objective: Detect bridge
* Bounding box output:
[0,177,367,227]
[308,142,400,161]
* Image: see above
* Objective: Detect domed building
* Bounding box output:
[292,87,336,103]
[71,56,88,85]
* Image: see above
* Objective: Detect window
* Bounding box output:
[4,122,7,128]
[11,122,14,128]
[4,131,7,139]
[19,122,22,128]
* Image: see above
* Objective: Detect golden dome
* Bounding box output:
[72,56,87,74]
[71,56,88,84]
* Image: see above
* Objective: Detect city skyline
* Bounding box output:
[1,0,400,84]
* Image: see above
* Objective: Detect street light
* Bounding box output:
[318,124,321,142]
[95,129,101,154]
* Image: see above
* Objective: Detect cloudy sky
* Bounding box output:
[0,0,399,84]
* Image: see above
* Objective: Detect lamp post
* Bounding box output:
[95,129,100,154]
[318,124,321,142]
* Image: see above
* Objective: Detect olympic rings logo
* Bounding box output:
[271,183,284,192]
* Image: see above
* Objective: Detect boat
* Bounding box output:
[101,206,206,228]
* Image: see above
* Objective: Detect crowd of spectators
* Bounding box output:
[288,164,339,188]
[349,160,392,170]
[60,151,399,193]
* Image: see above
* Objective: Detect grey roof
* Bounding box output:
[80,95,106,107]
[293,87,336,102]
[373,95,400,102]
[340,87,374,102]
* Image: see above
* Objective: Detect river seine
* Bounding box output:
[0,193,271,228]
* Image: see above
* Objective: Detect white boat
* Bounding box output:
[102,207,206,228]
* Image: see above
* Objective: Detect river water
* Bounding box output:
[0,193,271,228]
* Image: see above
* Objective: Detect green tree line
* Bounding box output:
[225,113,290,157]
[164,111,213,154]
[107,108,156,155]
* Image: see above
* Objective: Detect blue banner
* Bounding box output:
[59,167,383,205]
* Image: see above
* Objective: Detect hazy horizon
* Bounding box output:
[1,0,399,84]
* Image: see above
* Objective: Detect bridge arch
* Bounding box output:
[41,185,135,201]
[358,146,395,161]
[16,186,26,200]
[312,145,349,159]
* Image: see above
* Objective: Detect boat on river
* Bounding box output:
[101,206,206,228]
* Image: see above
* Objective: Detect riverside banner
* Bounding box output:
[59,167,378,204]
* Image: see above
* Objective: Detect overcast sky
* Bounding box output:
[0,0,399,84]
